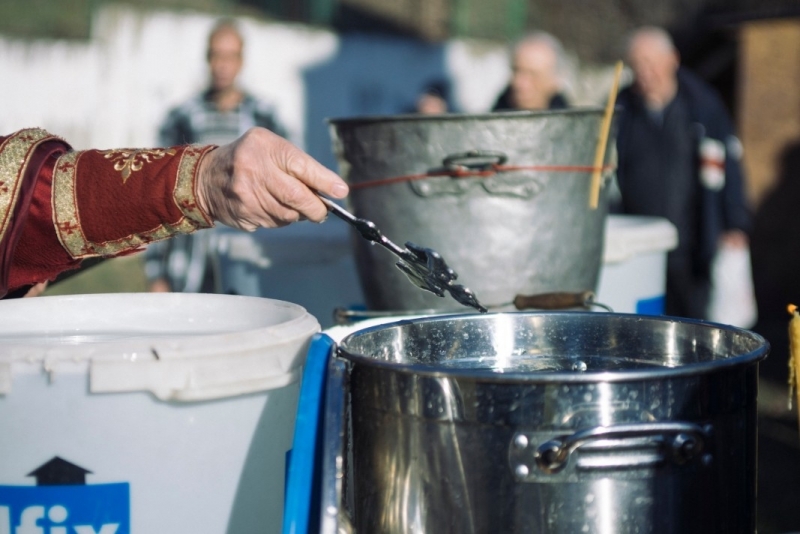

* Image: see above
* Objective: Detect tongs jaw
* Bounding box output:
[396,243,487,312]
[321,197,487,313]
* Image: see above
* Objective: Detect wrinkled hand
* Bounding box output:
[196,127,349,231]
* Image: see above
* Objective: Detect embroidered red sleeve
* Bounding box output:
[7,141,215,293]
[52,144,215,259]
[2,130,71,294]
[7,151,75,291]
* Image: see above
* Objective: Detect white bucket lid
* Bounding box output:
[603,215,679,264]
[0,293,320,401]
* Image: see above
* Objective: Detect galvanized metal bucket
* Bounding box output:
[328,109,616,312]
[335,312,769,534]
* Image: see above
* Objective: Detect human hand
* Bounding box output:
[148,279,171,293]
[23,281,48,298]
[719,230,748,249]
[196,127,349,231]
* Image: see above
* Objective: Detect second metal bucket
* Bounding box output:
[336,312,770,533]
[328,109,616,312]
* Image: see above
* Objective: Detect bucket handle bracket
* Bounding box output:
[412,149,542,199]
[442,150,508,171]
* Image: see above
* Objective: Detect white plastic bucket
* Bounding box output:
[0,293,319,534]
[596,215,678,314]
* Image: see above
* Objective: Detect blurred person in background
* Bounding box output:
[614,26,751,319]
[413,80,451,114]
[146,19,286,295]
[492,31,569,111]
[0,127,348,300]
[750,142,800,330]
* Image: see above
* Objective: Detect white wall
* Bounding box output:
[0,4,616,154]
[0,5,339,150]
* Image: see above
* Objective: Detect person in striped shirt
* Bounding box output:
[145,19,287,295]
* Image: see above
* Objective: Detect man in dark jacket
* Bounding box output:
[615,27,751,319]
[492,32,569,111]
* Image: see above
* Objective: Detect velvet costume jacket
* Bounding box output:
[0,129,214,298]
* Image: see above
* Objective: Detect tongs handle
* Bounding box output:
[319,196,406,258]
[318,195,353,223]
[319,195,487,313]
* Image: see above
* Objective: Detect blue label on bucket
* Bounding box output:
[0,483,129,534]
[636,295,666,315]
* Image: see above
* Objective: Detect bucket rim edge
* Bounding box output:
[326,106,612,127]
[336,311,770,383]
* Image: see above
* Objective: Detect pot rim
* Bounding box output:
[336,311,770,383]
[327,106,608,128]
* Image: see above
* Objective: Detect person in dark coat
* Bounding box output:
[492,32,569,112]
[615,27,751,319]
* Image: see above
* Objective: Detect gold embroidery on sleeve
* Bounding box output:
[52,151,90,258]
[52,145,213,260]
[69,218,201,259]
[98,147,177,183]
[0,128,58,245]
[174,145,214,227]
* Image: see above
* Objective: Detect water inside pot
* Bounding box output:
[432,353,670,373]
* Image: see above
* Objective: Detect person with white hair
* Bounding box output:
[492,31,569,111]
[614,26,751,320]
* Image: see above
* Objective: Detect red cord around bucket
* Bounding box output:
[349,163,617,190]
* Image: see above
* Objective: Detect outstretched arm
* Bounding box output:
[1,127,348,297]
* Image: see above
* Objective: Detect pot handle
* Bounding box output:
[510,421,712,479]
[443,150,507,170]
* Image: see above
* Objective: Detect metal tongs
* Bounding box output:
[320,196,487,313]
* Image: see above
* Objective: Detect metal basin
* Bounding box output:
[329,109,616,312]
[337,312,769,533]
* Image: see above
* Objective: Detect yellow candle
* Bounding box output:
[788,304,800,410]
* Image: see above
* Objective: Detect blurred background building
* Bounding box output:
[3,0,799,187]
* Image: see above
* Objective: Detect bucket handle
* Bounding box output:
[510,421,712,479]
[412,149,547,199]
[442,150,508,171]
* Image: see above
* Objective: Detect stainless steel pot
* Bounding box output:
[336,312,769,533]
[328,110,615,312]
